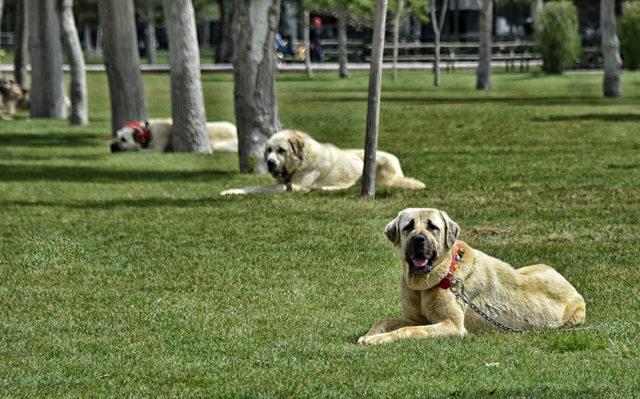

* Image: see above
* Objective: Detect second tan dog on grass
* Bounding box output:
[358,208,586,345]
[221,130,425,195]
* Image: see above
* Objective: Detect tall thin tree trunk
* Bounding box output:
[27,0,66,119]
[215,0,233,63]
[303,9,312,77]
[96,25,103,53]
[201,17,211,48]
[476,0,492,90]
[163,0,209,152]
[99,0,147,136]
[0,0,4,52]
[530,0,543,23]
[392,0,404,81]
[361,0,388,199]
[337,9,350,78]
[601,0,622,98]
[431,0,448,87]
[145,1,157,64]
[233,0,282,173]
[83,24,94,53]
[59,0,88,125]
[14,0,28,89]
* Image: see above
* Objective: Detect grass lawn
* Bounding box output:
[1,70,639,397]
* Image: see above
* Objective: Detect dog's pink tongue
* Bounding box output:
[412,258,428,268]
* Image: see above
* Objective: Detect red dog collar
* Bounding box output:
[437,241,465,289]
[127,121,152,148]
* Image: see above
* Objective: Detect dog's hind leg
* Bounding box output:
[561,296,586,328]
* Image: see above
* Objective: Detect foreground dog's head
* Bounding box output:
[264,130,306,182]
[110,121,151,153]
[385,208,460,284]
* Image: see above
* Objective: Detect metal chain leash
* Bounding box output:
[450,278,526,334]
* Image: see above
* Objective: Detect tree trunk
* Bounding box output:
[476,0,492,90]
[27,0,67,119]
[0,1,4,51]
[145,2,157,64]
[201,17,211,48]
[303,9,312,77]
[233,0,282,173]
[215,0,233,63]
[361,0,388,199]
[337,9,350,78]
[392,0,404,81]
[59,0,88,125]
[163,0,209,152]
[431,0,448,87]
[411,15,421,42]
[530,0,543,23]
[83,24,94,53]
[601,0,622,98]
[96,25,103,53]
[14,0,28,89]
[98,0,147,136]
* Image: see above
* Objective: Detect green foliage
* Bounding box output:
[2,71,640,396]
[534,1,580,74]
[619,1,640,70]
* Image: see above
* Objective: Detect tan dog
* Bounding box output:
[0,78,29,119]
[221,130,425,195]
[110,119,238,153]
[358,208,585,345]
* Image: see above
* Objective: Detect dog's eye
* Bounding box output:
[121,137,127,142]
[266,147,272,153]
[277,148,286,154]
[427,221,440,232]
[402,220,414,232]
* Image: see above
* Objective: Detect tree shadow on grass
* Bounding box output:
[453,388,604,398]
[0,133,105,148]
[532,113,640,122]
[1,196,226,209]
[0,164,234,183]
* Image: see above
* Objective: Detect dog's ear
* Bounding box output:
[440,211,460,248]
[384,215,400,246]
[288,132,305,160]
[144,121,150,129]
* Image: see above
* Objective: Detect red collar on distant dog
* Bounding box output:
[127,121,152,148]
[437,241,465,290]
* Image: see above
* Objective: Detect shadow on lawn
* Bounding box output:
[532,113,640,122]
[2,196,225,209]
[0,164,233,183]
[457,388,605,398]
[0,133,105,148]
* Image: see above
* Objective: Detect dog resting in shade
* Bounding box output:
[357,208,586,345]
[110,119,238,153]
[221,129,425,195]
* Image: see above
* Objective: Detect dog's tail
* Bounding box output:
[385,176,426,189]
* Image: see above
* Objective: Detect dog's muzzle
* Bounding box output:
[110,142,122,153]
[406,234,437,275]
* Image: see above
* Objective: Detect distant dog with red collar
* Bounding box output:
[110,119,238,153]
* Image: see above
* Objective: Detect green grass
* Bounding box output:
[1,70,640,397]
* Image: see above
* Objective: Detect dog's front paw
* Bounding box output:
[357,333,395,345]
[220,188,246,196]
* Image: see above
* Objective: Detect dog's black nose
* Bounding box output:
[413,235,426,244]
[110,143,122,153]
[266,159,276,171]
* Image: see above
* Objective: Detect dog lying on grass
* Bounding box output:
[221,129,425,195]
[0,77,30,119]
[358,208,586,345]
[110,119,238,153]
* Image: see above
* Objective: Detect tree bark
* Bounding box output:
[233,0,282,174]
[83,24,94,53]
[431,0,448,87]
[530,0,543,23]
[337,8,350,78]
[215,0,233,63]
[14,0,28,89]
[476,0,492,90]
[303,9,312,77]
[59,0,88,125]
[145,1,157,64]
[0,1,4,51]
[361,0,388,199]
[98,0,147,136]
[163,0,209,152]
[27,0,67,119]
[601,0,622,98]
[392,0,404,81]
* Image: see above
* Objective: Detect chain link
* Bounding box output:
[450,278,525,334]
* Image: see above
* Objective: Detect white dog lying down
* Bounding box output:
[221,129,425,195]
[357,208,586,345]
[110,119,237,153]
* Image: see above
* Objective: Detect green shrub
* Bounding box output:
[534,1,581,74]
[619,1,640,70]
